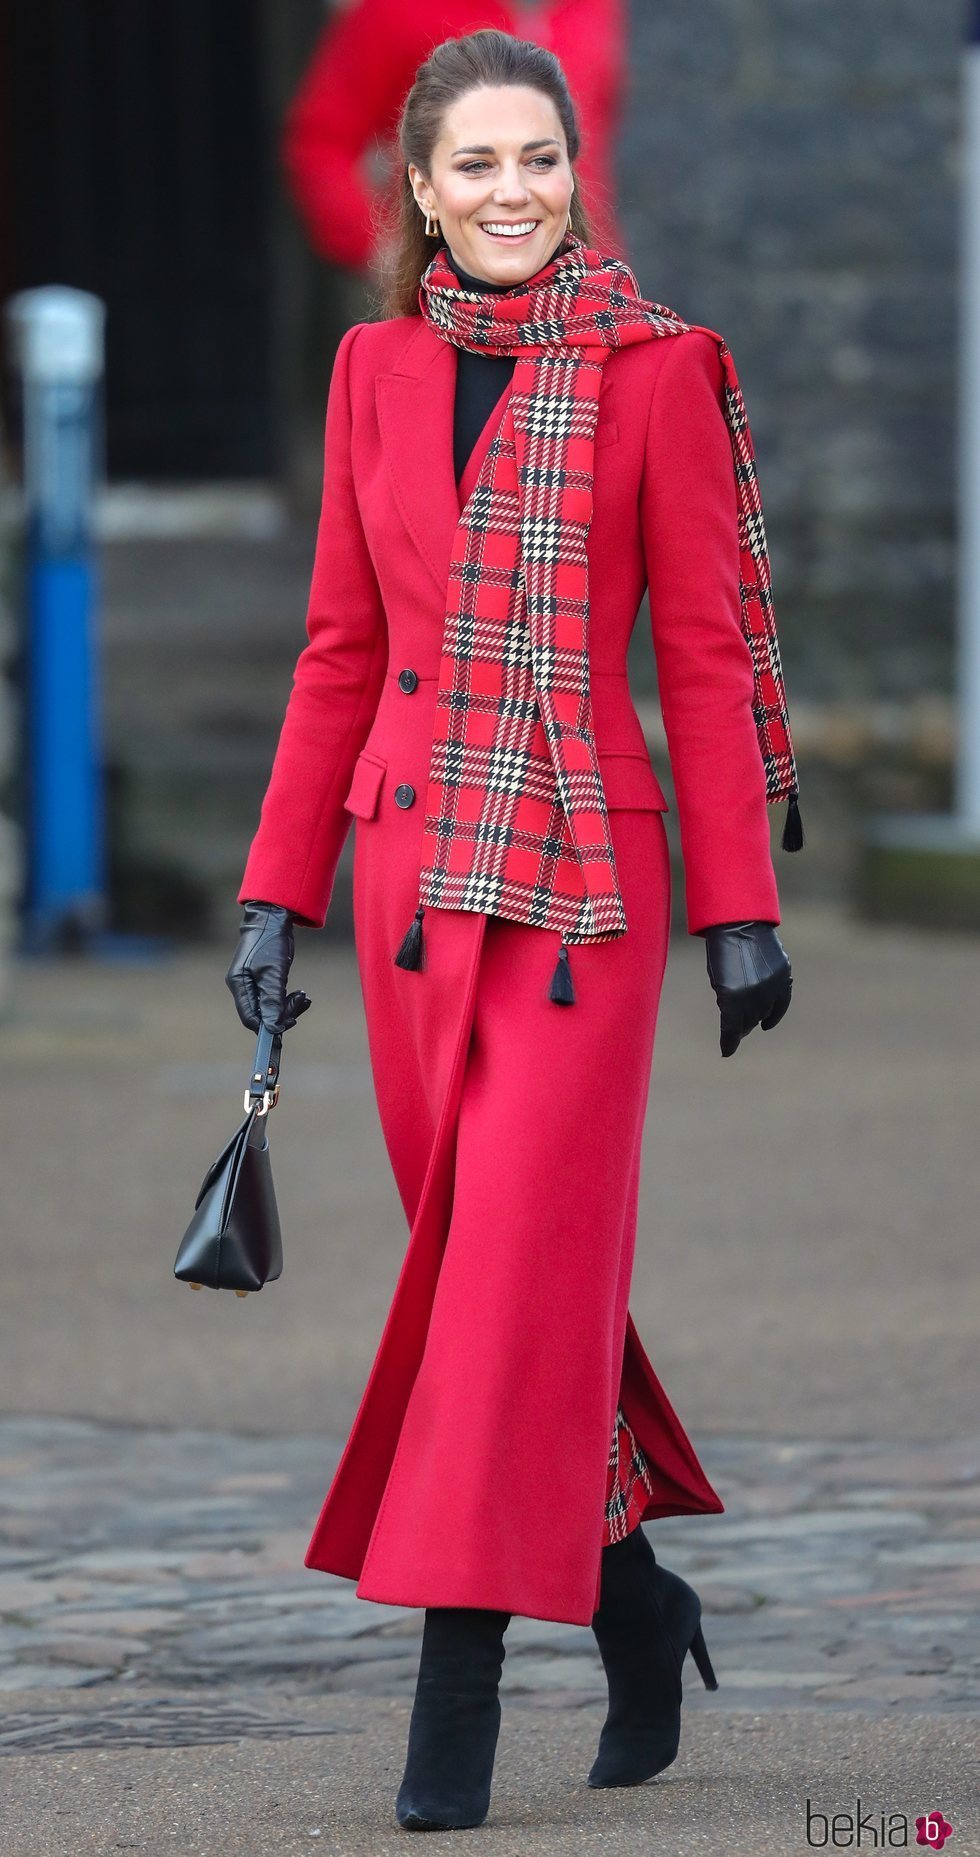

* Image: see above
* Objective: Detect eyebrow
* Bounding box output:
[450,139,561,156]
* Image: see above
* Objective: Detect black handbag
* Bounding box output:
[174,1023,284,1296]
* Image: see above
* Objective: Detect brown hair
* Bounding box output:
[374,28,594,320]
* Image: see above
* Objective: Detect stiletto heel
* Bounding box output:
[688,1620,719,1691]
[588,1526,719,1789]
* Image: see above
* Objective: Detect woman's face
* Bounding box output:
[410,85,574,286]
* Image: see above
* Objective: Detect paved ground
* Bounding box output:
[2,902,979,1852]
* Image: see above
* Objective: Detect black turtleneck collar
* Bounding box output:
[445,235,567,294]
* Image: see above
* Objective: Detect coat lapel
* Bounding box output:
[376,318,512,601]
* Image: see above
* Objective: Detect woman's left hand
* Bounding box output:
[703,921,793,1057]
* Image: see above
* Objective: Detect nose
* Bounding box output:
[492,163,532,207]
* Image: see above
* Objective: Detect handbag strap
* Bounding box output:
[245,1022,283,1116]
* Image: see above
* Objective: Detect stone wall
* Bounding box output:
[619,0,962,705]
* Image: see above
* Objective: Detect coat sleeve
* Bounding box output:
[236,322,388,927]
[638,329,781,935]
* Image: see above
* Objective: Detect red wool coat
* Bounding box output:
[238,310,782,1627]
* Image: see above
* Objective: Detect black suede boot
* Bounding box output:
[588,1525,718,1788]
[395,1605,511,1830]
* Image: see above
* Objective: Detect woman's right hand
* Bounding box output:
[224,900,313,1035]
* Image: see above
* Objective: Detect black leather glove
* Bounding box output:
[703,920,792,1058]
[225,900,313,1035]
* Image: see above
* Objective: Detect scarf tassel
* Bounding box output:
[394,905,426,971]
[781,791,804,854]
[397,907,575,1000]
[549,941,575,1005]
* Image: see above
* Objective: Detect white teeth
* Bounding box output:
[481,222,537,237]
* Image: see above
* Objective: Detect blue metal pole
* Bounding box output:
[26,549,105,930]
[6,289,108,948]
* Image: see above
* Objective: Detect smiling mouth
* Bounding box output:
[479,221,541,239]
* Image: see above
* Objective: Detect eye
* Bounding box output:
[458,155,559,175]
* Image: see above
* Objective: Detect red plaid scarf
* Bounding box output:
[393,234,801,999]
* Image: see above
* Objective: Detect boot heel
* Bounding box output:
[688,1620,719,1691]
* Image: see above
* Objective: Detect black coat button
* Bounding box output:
[394,782,416,809]
[397,668,418,693]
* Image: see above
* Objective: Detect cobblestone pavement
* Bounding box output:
[0,1414,977,1758]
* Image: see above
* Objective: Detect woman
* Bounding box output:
[225,28,798,1833]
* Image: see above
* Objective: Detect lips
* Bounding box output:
[478,221,541,241]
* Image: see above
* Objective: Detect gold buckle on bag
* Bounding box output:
[244,1024,283,1116]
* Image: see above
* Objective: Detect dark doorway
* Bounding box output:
[7,0,276,478]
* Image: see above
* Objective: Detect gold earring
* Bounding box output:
[566,208,573,233]
[424,205,441,238]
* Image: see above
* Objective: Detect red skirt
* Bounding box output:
[604,1405,656,1544]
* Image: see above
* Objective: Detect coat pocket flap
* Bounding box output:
[343,750,387,819]
[597,751,669,812]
